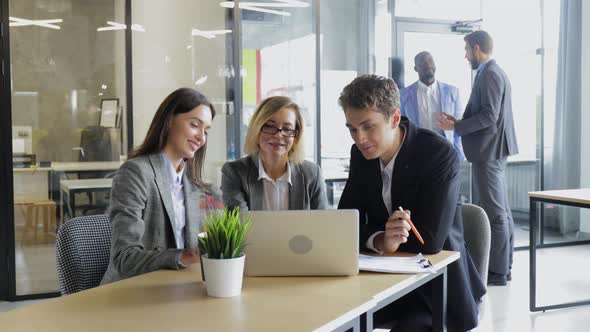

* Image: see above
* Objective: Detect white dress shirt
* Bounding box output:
[366,132,406,253]
[416,80,441,131]
[258,161,292,211]
[162,154,186,250]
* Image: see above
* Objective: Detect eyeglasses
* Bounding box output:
[261,124,298,138]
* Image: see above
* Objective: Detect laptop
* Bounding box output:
[242,210,359,277]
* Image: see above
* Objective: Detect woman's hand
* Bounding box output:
[180,248,201,266]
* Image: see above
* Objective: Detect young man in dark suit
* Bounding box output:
[439,30,519,286]
[338,74,485,332]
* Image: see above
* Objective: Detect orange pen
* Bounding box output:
[398,206,425,245]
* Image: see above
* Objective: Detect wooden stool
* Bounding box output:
[15,200,57,244]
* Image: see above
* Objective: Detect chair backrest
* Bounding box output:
[461,203,491,286]
[56,214,111,295]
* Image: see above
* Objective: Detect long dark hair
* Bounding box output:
[130,88,216,191]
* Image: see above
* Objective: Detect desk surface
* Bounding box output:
[0,251,459,332]
[528,188,590,205]
[12,167,52,173]
[12,161,123,172]
[60,178,113,191]
[52,161,123,172]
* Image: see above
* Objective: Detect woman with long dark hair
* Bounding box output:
[101,88,215,284]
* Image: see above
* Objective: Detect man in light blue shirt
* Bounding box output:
[400,51,464,160]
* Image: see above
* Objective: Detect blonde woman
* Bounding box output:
[221,96,327,211]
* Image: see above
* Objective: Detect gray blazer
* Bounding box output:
[221,155,328,211]
[101,153,202,284]
[455,59,519,162]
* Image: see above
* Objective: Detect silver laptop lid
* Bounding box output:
[243,210,359,276]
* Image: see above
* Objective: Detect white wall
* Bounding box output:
[580,1,590,233]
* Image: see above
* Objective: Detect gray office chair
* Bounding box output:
[461,203,491,286]
[56,214,111,295]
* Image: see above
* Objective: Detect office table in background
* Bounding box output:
[60,178,113,225]
[51,161,123,173]
[13,167,52,201]
[529,188,590,312]
[51,161,122,218]
[0,251,459,332]
[323,170,349,206]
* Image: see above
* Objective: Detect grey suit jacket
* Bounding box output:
[101,153,202,284]
[221,155,328,211]
[455,59,519,162]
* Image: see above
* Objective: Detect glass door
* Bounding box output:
[395,15,544,248]
[394,18,476,204]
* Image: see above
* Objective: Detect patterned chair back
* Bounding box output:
[56,214,111,295]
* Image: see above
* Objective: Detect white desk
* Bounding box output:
[60,178,113,224]
[528,189,590,311]
[12,167,52,201]
[51,161,123,172]
[12,167,53,173]
[50,161,122,218]
[0,251,459,332]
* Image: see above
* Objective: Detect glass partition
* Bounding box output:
[9,0,126,295]
[482,0,542,247]
[319,0,363,207]
[239,0,317,161]
[131,0,233,188]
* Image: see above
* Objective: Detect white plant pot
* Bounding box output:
[201,254,245,298]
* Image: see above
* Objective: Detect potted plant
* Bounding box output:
[198,207,251,298]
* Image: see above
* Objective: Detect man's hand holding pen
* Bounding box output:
[374,207,425,254]
[374,209,412,254]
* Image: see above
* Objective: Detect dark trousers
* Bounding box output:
[373,285,432,332]
[472,157,515,276]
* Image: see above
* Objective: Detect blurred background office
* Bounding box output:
[1,3,589,324]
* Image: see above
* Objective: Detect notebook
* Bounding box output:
[242,210,359,276]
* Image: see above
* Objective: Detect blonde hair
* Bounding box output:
[243,96,305,163]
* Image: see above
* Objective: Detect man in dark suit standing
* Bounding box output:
[439,30,519,286]
[338,74,485,332]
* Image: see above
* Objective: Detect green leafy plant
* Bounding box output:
[198,207,251,259]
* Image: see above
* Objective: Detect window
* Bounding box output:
[394,0,480,21]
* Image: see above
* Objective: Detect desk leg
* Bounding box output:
[360,310,373,332]
[432,266,448,332]
[365,269,448,332]
[60,190,64,227]
[69,190,76,219]
[51,171,64,218]
[529,198,537,311]
[326,180,334,206]
[332,315,361,332]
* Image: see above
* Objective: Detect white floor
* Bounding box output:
[14,243,58,295]
[3,247,590,331]
[474,245,590,332]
